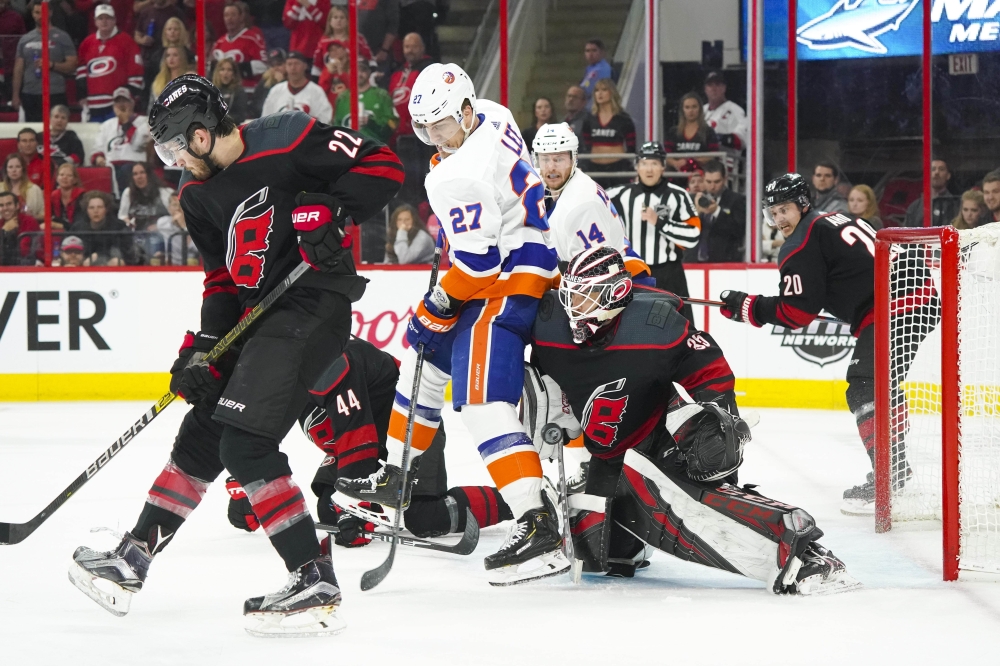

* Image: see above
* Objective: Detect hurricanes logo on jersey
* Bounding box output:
[581,378,629,448]
[226,187,274,288]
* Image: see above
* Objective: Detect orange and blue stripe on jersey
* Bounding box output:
[440,242,560,302]
[622,241,651,278]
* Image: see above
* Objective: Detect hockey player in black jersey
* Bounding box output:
[527,246,859,594]
[69,75,404,636]
[224,338,514,544]
[718,173,933,515]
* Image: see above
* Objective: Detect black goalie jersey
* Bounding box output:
[530,288,736,461]
[179,111,404,336]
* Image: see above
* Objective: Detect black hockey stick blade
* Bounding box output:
[316,509,479,555]
[0,262,311,546]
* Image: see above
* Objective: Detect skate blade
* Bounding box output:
[67,561,132,617]
[839,498,875,516]
[332,491,395,529]
[488,551,571,587]
[244,605,346,638]
[796,570,864,597]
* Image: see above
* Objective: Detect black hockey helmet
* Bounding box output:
[149,74,229,168]
[636,141,667,165]
[559,246,634,344]
[762,173,812,226]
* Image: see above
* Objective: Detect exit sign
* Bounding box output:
[949,54,978,76]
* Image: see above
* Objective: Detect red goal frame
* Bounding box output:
[874,227,961,581]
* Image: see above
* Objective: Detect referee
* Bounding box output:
[607,142,701,321]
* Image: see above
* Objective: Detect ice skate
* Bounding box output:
[333,463,413,529]
[485,493,570,586]
[780,543,862,596]
[244,557,345,637]
[68,529,163,617]
[841,465,912,516]
[566,460,589,495]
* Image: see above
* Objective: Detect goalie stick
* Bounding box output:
[316,507,479,555]
[0,261,312,546]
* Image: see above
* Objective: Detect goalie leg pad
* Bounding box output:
[616,449,822,590]
[569,493,612,573]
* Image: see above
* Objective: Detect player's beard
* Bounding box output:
[186,160,213,181]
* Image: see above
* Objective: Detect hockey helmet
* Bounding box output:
[532,123,579,194]
[559,246,634,344]
[149,74,229,167]
[408,63,477,151]
[636,141,667,165]
[762,173,812,226]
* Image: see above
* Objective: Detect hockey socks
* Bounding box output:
[244,475,321,571]
[133,459,211,547]
[404,486,512,537]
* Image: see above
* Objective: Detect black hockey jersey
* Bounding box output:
[752,210,876,334]
[179,111,404,336]
[531,288,736,461]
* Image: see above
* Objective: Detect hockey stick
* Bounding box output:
[686,297,847,327]
[360,232,444,590]
[0,261,311,546]
[316,508,479,555]
[552,430,581,583]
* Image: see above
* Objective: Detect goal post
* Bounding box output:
[875,226,1000,581]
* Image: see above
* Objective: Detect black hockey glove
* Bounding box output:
[334,504,374,548]
[719,290,761,327]
[169,331,224,404]
[292,192,351,272]
[225,477,260,532]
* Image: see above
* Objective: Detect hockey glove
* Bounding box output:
[407,285,463,355]
[334,504,374,548]
[292,192,351,272]
[719,290,761,327]
[226,477,260,532]
[169,331,224,404]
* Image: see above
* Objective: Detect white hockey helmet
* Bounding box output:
[532,122,579,157]
[408,63,477,149]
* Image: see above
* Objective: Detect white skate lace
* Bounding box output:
[567,467,585,486]
[89,526,124,541]
[499,521,528,550]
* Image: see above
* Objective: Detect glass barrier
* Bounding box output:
[9,231,199,267]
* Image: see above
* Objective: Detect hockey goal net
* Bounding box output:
[875,225,1000,580]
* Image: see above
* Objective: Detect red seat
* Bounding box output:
[0,137,17,160]
[878,176,922,227]
[77,166,114,194]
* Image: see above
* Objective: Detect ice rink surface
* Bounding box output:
[2,402,1000,666]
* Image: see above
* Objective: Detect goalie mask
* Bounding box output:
[559,246,633,344]
[666,400,750,482]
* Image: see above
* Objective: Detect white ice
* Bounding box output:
[2,402,999,666]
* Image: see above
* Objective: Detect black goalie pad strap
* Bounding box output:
[569,493,612,573]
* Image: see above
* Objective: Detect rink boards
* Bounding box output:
[0,265,858,407]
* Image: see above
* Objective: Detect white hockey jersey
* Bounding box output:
[703,100,748,149]
[547,168,649,276]
[262,81,333,124]
[90,114,151,165]
[426,99,559,302]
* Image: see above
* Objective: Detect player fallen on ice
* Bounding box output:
[527,246,860,594]
[332,63,570,586]
[718,173,931,515]
[68,74,404,636]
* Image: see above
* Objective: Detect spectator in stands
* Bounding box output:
[686,165,705,196]
[693,159,745,263]
[0,191,38,265]
[334,58,396,142]
[262,50,331,123]
[118,162,172,229]
[664,93,720,170]
[579,38,611,102]
[702,71,747,151]
[358,0,399,71]
[399,0,441,60]
[388,32,431,143]
[212,2,267,93]
[563,85,587,137]
[48,105,85,166]
[56,235,86,267]
[150,45,195,102]
[522,97,553,154]
[983,170,1000,225]
[283,0,329,60]
[581,78,635,188]
[1,153,43,219]
[147,16,194,91]
[904,158,961,227]
[157,192,197,265]
[13,1,78,122]
[51,161,85,230]
[312,5,373,80]
[0,0,26,38]
[317,41,349,108]
[70,190,133,265]
[848,184,883,229]
[76,4,143,123]
[250,47,285,118]
[811,162,850,214]
[212,57,249,123]
[91,87,152,193]
[952,190,987,230]
[134,0,187,71]
[16,128,46,188]
[385,202,433,264]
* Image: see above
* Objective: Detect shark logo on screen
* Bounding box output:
[796,0,921,54]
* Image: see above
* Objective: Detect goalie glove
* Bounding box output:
[521,363,582,460]
[666,399,750,482]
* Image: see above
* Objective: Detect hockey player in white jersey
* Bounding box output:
[334,63,569,585]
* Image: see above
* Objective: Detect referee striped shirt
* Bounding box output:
[607,180,701,265]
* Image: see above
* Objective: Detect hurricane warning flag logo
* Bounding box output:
[442,71,455,84]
